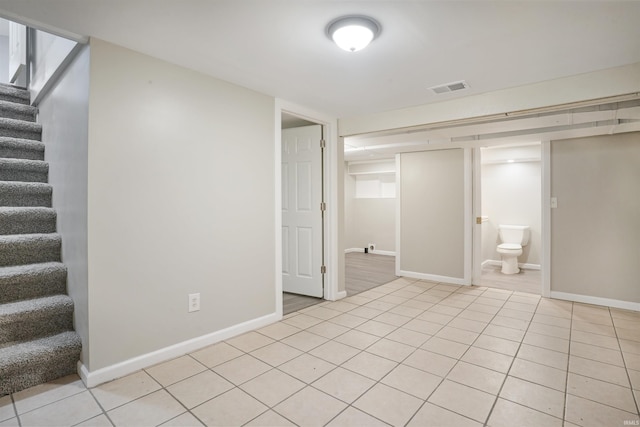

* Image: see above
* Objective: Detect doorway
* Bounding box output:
[473,143,542,294]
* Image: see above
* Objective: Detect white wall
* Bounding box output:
[30,29,77,101]
[551,132,640,305]
[481,146,541,267]
[0,35,9,83]
[86,39,276,372]
[38,45,90,363]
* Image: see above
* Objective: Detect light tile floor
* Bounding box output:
[2,278,639,426]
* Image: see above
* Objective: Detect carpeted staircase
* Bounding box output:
[0,83,81,395]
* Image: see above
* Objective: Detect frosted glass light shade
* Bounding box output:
[327,16,380,52]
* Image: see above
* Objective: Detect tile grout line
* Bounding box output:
[561,300,575,425]
[609,307,640,417]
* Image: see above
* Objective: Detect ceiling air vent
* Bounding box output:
[429,80,469,94]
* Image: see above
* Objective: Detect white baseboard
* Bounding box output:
[482,259,541,270]
[78,312,280,388]
[334,290,347,300]
[345,248,396,256]
[398,270,469,286]
[550,291,640,312]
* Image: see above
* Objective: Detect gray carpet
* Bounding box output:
[0,83,81,396]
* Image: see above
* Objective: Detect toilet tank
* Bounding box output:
[498,225,530,246]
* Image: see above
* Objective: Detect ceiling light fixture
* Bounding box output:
[327,15,381,52]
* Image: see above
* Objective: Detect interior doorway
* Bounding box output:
[473,143,543,295]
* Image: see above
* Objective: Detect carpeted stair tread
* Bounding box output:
[0,118,42,140]
[0,233,61,267]
[0,158,48,183]
[0,137,45,160]
[0,181,52,207]
[0,207,56,235]
[0,262,67,304]
[0,295,74,345]
[0,331,81,395]
[0,101,37,122]
[0,84,30,105]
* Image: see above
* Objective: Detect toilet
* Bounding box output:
[497,225,530,274]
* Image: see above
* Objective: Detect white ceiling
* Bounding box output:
[0,0,639,120]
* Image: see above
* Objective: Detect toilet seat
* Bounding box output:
[497,243,522,252]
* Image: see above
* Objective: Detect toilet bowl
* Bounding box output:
[497,225,530,274]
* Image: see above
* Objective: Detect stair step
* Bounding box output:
[0,181,52,207]
[0,207,56,235]
[0,118,41,141]
[0,331,81,395]
[0,263,67,304]
[0,159,48,183]
[0,137,45,160]
[0,295,74,345]
[0,101,37,122]
[0,84,30,106]
[0,234,61,267]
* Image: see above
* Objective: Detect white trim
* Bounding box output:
[463,148,473,285]
[78,312,280,388]
[344,248,396,256]
[395,154,402,277]
[399,270,468,286]
[482,259,541,270]
[542,140,551,298]
[335,290,347,300]
[550,292,640,312]
[274,101,283,318]
[472,147,482,284]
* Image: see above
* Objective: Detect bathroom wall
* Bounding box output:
[481,145,541,268]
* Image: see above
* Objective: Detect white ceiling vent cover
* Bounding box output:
[429,80,469,94]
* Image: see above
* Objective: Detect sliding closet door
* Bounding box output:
[397,148,472,285]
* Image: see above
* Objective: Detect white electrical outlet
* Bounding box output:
[368,243,375,252]
[550,197,558,209]
[188,293,200,312]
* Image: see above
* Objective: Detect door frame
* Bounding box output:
[275,99,340,317]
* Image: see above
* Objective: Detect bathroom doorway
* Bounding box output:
[474,143,542,295]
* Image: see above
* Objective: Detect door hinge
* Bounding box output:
[320,139,326,149]
[320,202,326,211]
[320,265,327,274]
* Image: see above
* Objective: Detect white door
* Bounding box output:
[282,125,324,297]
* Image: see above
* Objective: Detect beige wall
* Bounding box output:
[399,149,465,279]
[87,39,276,370]
[481,160,541,266]
[551,132,640,303]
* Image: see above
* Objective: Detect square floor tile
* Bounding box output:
[389,304,423,318]
[517,344,567,370]
[435,326,480,345]
[366,338,415,362]
[418,311,454,325]
[160,412,204,426]
[403,349,457,377]
[498,308,534,322]
[386,327,431,348]
[488,397,563,427]
[326,406,389,427]
[240,369,305,407]
[305,306,344,320]
[250,342,303,367]
[92,370,162,411]
[623,351,640,371]
[491,315,529,331]
[19,391,102,427]
[483,324,525,342]
[76,414,113,426]
[307,321,350,339]
[245,410,295,426]
[257,322,301,340]
[312,367,375,404]
[324,301,360,313]
[381,364,442,400]
[461,347,513,373]
[279,353,336,383]
[191,388,267,427]
[190,342,244,368]
[620,339,640,355]
[446,361,505,394]
[571,330,619,350]
[166,370,233,409]
[522,331,569,353]
[569,355,630,387]
[473,334,520,356]
[353,383,423,427]
[349,306,385,320]
[572,320,616,337]
[0,418,20,427]
[13,374,86,414]
[448,317,488,333]
[107,389,185,427]
[509,358,566,391]
[274,386,347,427]
[428,380,496,423]
[342,351,397,380]
[629,369,640,390]
[421,336,469,359]
[281,330,329,352]
[145,355,206,387]
[532,313,571,329]
[404,318,445,335]
[374,311,412,327]
[282,313,324,329]
[408,402,482,427]
[355,320,397,337]
[309,340,360,365]
[570,341,624,366]
[334,329,380,350]
[226,331,275,352]
[499,376,565,418]
[565,393,639,427]
[458,309,495,323]
[567,373,637,413]
[0,396,14,422]
[213,354,272,385]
